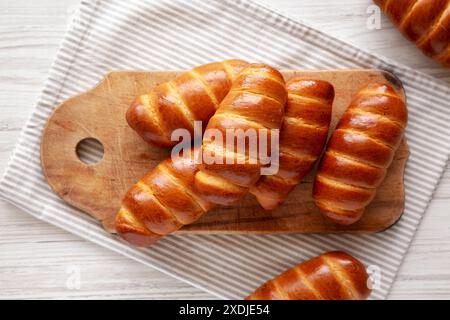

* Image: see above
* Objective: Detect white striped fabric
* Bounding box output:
[1,0,449,300]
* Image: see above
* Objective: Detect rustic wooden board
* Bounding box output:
[40,69,409,234]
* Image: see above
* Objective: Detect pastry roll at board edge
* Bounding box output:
[313,82,407,225]
[250,78,334,210]
[246,251,371,300]
[115,147,211,247]
[373,0,450,67]
[116,64,287,246]
[127,59,248,147]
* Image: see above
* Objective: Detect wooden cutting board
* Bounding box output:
[40,69,409,234]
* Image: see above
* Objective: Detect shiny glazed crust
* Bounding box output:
[127,59,248,147]
[246,251,371,300]
[374,0,450,66]
[250,78,334,210]
[194,64,287,206]
[313,83,407,225]
[115,148,214,246]
[116,64,287,246]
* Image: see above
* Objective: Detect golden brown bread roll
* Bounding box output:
[374,0,450,67]
[250,78,334,210]
[115,148,214,247]
[116,64,287,246]
[127,59,248,147]
[246,251,371,300]
[194,64,287,206]
[313,83,407,225]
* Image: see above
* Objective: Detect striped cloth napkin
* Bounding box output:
[1,0,450,299]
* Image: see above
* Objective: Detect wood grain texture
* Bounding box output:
[40,70,408,234]
[1,0,450,300]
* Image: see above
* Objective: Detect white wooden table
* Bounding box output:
[1,0,449,299]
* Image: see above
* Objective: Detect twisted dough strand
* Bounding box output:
[313,83,407,225]
[246,251,371,300]
[374,0,450,66]
[250,78,334,210]
[194,64,287,206]
[127,59,248,147]
[116,64,287,246]
[116,148,214,246]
